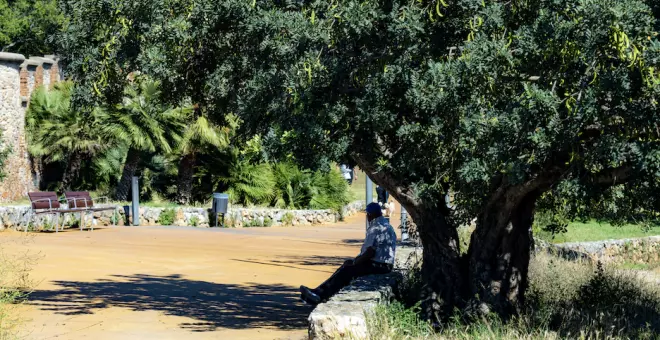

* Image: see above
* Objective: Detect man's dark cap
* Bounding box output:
[366,202,382,215]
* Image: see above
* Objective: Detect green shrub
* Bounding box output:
[264,217,273,227]
[219,153,275,206]
[309,167,350,212]
[368,302,434,340]
[189,215,200,227]
[272,162,313,209]
[281,212,295,226]
[110,211,121,225]
[158,208,176,225]
[245,218,265,227]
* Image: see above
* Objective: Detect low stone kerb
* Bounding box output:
[308,247,420,340]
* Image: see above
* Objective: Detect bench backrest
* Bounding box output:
[28,192,61,210]
[65,191,94,209]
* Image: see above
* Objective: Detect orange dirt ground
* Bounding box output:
[0,213,400,340]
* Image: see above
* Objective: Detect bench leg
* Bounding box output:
[55,213,60,233]
[80,212,84,232]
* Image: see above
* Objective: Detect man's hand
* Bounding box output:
[354,247,375,266]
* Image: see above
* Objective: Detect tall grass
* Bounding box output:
[0,238,38,339]
[370,253,660,340]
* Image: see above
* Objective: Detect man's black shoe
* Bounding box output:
[299,285,322,305]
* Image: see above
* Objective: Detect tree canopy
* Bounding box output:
[57,0,660,319]
[0,0,66,55]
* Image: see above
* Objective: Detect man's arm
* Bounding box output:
[354,246,375,265]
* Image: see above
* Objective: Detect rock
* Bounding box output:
[308,274,399,340]
[308,249,412,340]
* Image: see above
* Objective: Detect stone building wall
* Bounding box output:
[34,65,43,88]
[26,64,37,95]
[0,53,33,200]
[0,53,61,201]
[19,68,28,97]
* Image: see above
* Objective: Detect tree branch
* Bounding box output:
[587,165,634,186]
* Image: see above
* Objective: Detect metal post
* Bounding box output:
[366,177,373,203]
[131,176,140,226]
[366,176,373,229]
[400,207,409,241]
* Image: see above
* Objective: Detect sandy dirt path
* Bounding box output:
[1,215,379,340]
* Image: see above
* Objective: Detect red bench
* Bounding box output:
[64,191,119,231]
[27,192,80,233]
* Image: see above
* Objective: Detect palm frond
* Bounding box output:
[217,154,275,206]
[179,115,228,155]
[99,78,188,155]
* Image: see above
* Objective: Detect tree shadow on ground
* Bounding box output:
[231,255,349,274]
[275,255,349,267]
[28,274,313,332]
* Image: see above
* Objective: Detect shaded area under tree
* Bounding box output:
[28,274,313,332]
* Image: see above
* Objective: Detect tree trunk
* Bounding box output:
[30,155,43,190]
[176,153,196,205]
[61,152,83,191]
[466,192,537,318]
[412,208,467,323]
[114,148,142,201]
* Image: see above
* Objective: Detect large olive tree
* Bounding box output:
[58,0,660,319]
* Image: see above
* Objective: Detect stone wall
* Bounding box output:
[224,200,366,228]
[0,53,33,201]
[308,246,419,339]
[0,200,366,230]
[0,54,62,201]
[538,236,660,266]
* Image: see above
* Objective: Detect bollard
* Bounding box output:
[400,207,409,241]
[132,176,140,226]
[365,176,373,229]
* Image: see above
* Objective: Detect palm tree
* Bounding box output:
[99,79,190,201]
[216,147,275,206]
[175,113,228,205]
[27,81,106,190]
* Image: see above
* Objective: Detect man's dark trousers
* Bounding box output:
[316,260,392,301]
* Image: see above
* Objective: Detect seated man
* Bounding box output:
[300,202,397,305]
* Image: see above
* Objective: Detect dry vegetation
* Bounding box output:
[367,253,660,340]
[0,237,39,339]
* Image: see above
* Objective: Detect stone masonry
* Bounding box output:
[0,53,61,201]
[308,246,421,339]
[0,53,32,200]
[0,200,366,230]
[537,236,660,266]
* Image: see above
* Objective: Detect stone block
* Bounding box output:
[308,251,409,340]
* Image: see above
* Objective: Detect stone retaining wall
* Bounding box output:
[0,200,367,230]
[538,236,660,266]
